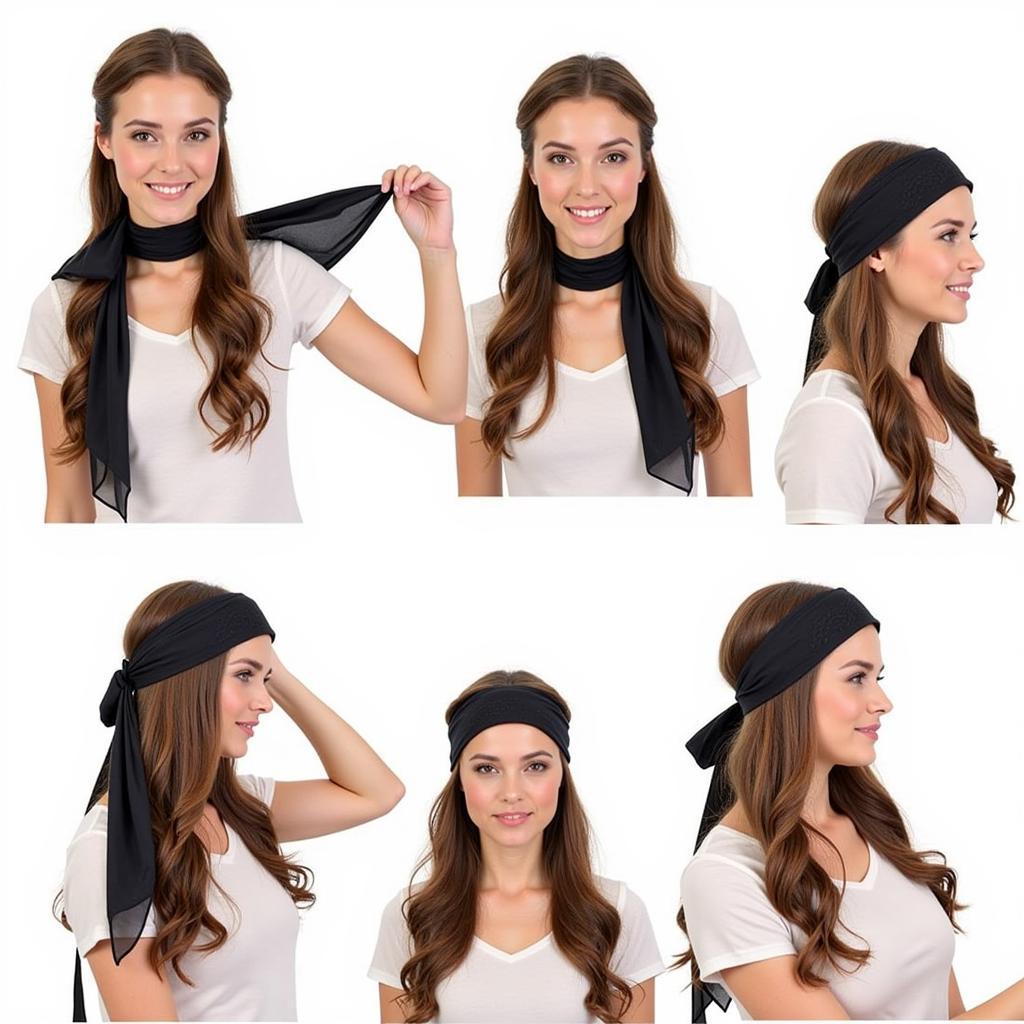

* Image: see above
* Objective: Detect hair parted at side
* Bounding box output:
[397,669,637,1023]
[57,28,275,469]
[675,581,963,991]
[55,579,313,987]
[809,140,1014,522]
[480,54,724,460]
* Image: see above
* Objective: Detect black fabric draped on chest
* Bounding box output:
[53,185,392,520]
[552,246,695,492]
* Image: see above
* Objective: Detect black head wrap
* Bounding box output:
[54,185,392,521]
[553,246,695,492]
[448,684,570,770]
[683,587,880,1023]
[72,591,274,1022]
[803,147,972,378]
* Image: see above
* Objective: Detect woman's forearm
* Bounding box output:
[268,669,405,808]
[415,245,467,423]
[955,976,1024,1019]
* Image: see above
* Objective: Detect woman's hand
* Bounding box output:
[381,165,454,253]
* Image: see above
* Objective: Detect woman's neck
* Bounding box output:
[479,834,547,894]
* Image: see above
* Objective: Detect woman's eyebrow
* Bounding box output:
[122,117,216,129]
[540,137,634,151]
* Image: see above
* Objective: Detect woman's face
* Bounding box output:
[869,185,984,328]
[459,722,563,852]
[812,625,892,768]
[218,635,274,759]
[96,73,221,229]
[529,96,646,259]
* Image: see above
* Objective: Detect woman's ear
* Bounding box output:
[95,122,114,161]
[866,249,887,273]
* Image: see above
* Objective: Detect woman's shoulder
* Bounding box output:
[683,825,769,888]
[782,369,874,432]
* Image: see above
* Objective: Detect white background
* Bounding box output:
[2,0,1021,519]
[1,1,1022,1022]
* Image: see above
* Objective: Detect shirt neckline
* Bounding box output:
[555,353,627,380]
[711,823,878,890]
[127,314,192,345]
[806,369,954,450]
[472,932,553,962]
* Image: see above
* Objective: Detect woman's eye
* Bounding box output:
[132,131,155,143]
[548,153,572,165]
[475,764,497,774]
[187,130,209,142]
[237,670,252,682]
[848,672,866,685]
[526,761,548,772]
[604,152,627,164]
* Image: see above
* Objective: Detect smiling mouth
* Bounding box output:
[566,205,610,221]
[236,722,256,738]
[946,284,970,299]
[855,726,879,740]
[146,182,193,197]
[494,812,532,826]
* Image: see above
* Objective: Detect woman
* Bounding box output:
[369,670,663,1022]
[676,582,1024,1020]
[455,55,757,497]
[59,581,405,1021]
[19,28,466,523]
[775,141,1015,523]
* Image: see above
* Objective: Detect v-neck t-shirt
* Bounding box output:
[775,369,998,523]
[679,824,955,1020]
[62,775,300,1022]
[368,876,664,1023]
[18,240,349,522]
[465,283,759,496]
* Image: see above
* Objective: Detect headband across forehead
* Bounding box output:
[684,587,880,1024]
[73,591,274,1022]
[447,684,571,770]
[803,147,972,377]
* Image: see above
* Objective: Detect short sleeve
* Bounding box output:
[273,241,351,349]
[18,281,73,384]
[368,890,413,989]
[236,774,276,806]
[610,884,665,985]
[775,399,880,524]
[704,289,760,398]
[679,856,797,984]
[63,818,157,960]
[465,296,503,420]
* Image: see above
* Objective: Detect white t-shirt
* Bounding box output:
[63,774,300,1022]
[19,240,349,522]
[680,825,955,1020]
[368,876,664,1023]
[775,369,998,523]
[466,283,759,496]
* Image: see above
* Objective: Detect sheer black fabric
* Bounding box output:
[553,246,695,492]
[448,684,570,769]
[72,592,275,1021]
[803,148,972,379]
[54,185,391,520]
[682,588,880,1023]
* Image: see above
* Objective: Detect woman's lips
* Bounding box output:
[566,205,610,225]
[855,726,879,741]
[494,812,532,827]
[145,182,193,200]
[236,721,255,738]
[946,284,971,300]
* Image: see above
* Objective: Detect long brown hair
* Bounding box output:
[56,580,313,985]
[480,55,724,459]
[811,140,1014,521]
[56,29,274,467]
[676,582,962,991]
[398,670,636,1022]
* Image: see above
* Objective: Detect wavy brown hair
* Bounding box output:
[56,29,274,467]
[676,581,962,992]
[480,55,724,459]
[56,580,313,985]
[398,670,638,1023]
[810,140,1014,521]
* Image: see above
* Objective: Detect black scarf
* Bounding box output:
[683,587,880,1023]
[803,148,972,379]
[553,246,695,492]
[54,185,391,520]
[447,684,571,769]
[72,592,275,1022]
